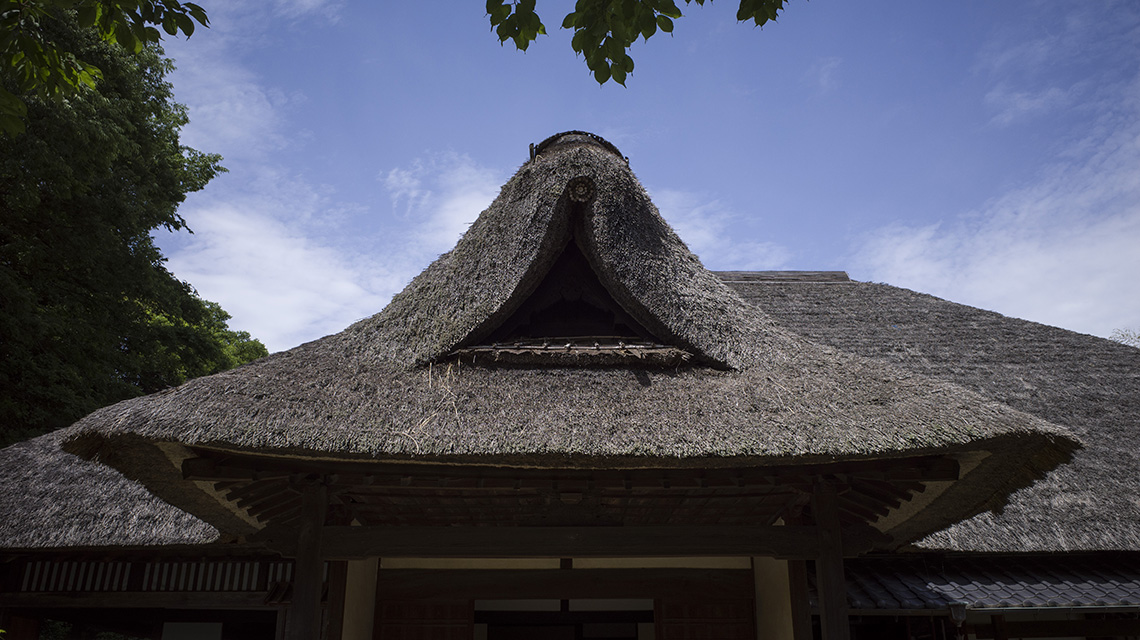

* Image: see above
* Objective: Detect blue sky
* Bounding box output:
[155,1,1140,353]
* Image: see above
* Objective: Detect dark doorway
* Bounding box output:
[476,600,651,640]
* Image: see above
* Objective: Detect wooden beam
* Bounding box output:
[182,449,959,488]
[283,481,327,640]
[972,618,1140,639]
[254,524,887,559]
[813,483,851,640]
[375,568,752,600]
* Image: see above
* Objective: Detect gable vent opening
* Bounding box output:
[450,235,693,367]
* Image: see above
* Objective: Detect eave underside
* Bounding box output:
[179,448,961,556]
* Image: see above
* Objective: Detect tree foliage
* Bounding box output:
[0,0,207,134]
[487,0,787,85]
[0,10,266,448]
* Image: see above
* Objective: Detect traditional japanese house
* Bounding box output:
[1,132,1137,640]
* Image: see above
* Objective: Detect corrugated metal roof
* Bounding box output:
[817,556,1140,612]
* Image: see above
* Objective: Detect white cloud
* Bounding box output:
[163,204,399,352]
[381,153,504,258]
[850,6,1140,339]
[274,0,343,21]
[974,4,1140,126]
[163,11,302,161]
[853,81,1140,338]
[155,4,405,353]
[985,84,1069,126]
[161,151,506,353]
[653,189,792,271]
[805,56,842,94]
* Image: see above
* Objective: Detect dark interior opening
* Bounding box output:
[485,239,655,344]
[478,610,651,640]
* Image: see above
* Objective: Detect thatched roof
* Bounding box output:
[7,132,1078,550]
[0,426,218,550]
[723,271,1140,552]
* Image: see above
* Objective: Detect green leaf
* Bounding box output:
[0,113,27,136]
[487,0,509,25]
[562,12,578,29]
[737,0,756,21]
[521,10,542,33]
[654,0,683,19]
[114,21,133,48]
[611,65,626,86]
[593,61,611,84]
[656,14,673,33]
[77,5,98,29]
[186,3,209,26]
[174,12,194,36]
[571,28,588,53]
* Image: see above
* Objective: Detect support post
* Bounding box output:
[812,482,850,640]
[781,514,814,640]
[786,558,813,640]
[990,614,1009,640]
[325,561,348,640]
[285,481,328,640]
[752,557,795,640]
[340,558,379,640]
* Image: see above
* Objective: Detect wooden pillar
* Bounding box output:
[325,561,349,640]
[786,558,813,640]
[990,614,1009,640]
[285,481,328,640]
[780,514,814,640]
[812,482,850,640]
[340,558,379,640]
[752,556,795,640]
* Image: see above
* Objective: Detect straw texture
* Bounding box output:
[726,273,1140,552]
[28,133,1078,549]
[0,426,218,549]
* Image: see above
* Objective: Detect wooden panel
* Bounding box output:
[0,591,273,609]
[374,600,472,640]
[375,568,752,600]
[257,524,885,559]
[657,599,755,640]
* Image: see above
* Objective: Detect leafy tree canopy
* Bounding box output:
[487,0,788,85]
[0,9,266,448]
[0,0,207,134]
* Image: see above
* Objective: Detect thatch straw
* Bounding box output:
[725,273,1140,552]
[0,426,217,549]
[52,132,1077,548]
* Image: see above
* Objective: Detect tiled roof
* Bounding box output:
[818,556,1140,611]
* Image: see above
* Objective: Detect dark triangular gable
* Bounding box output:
[450,214,696,366]
[483,239,654,342]
[348,131,780,369]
